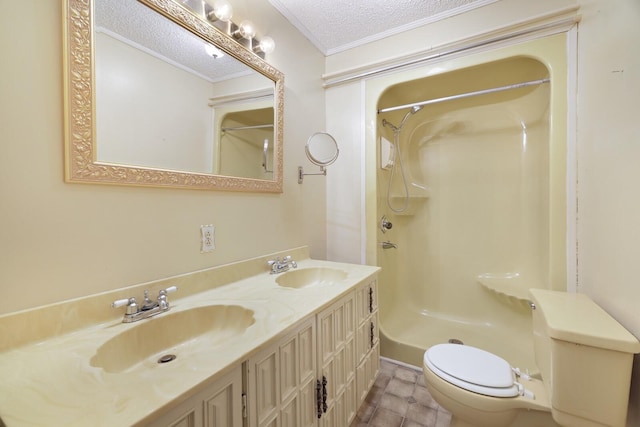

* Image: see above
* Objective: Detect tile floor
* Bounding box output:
[351,358,452,427]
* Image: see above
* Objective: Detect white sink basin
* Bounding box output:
[91,304,255,373]
[276,267,348,289]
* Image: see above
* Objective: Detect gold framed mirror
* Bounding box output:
[63,0,284,192]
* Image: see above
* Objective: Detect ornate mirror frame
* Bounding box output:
[62,0,284,192]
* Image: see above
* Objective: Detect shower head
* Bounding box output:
[396,105,422,130]
[383,104,423,133]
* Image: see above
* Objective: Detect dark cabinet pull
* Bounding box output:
[369,287,374,313]
[370,321,375,348]
[316,379,322,419]
[322,375,328,413]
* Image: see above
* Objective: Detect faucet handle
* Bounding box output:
[159,286,177,296]
[112,297,138,315]
[157,286,176,310]
[112,298,131,308]
[267,257,280,266]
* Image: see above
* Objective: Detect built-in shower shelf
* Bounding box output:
[388,193,430,216]
[477,274,534,310]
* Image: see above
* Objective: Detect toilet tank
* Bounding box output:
[529,289,640,427]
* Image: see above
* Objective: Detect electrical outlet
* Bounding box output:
[200,225,215,253]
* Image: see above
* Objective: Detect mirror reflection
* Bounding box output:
[218,107,274,178]
[63,0,284,192]
[95,0,275,176]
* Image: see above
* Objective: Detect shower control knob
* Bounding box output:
[380,215,393,233]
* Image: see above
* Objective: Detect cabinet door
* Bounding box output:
[146,366,242,427]
[280,335,299,408]
[204,368,244,427]
[355,279,380,408]
[356,318,368,366]
[369,280,378,313]
[161,409,198,427]
[355,280,378,365]
[246,317,316,427]
[298,321,317,427]
[345,376,357,424]
[251,350,279,427]
[317,292,356,427]
[299,377,317,427]
[355,282,369,327]
[355,280,377,322]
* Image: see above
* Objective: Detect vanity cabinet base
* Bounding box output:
[245,276,380,427]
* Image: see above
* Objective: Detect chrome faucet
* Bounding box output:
[112,286,177,323]
[267,256,297,274]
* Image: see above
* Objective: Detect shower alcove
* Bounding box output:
[369,35,569,371]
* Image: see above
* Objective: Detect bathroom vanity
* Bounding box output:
[0,247,379,426]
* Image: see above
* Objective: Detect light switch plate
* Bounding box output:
[200,224,215,253]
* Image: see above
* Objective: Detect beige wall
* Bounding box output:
[575,0,640,349]
[0,0,327,315]
[575,1,640,424]
[326,0,640,424]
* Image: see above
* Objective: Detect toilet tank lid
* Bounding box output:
[529,289,640,354]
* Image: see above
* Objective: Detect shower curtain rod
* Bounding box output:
[377,78,550,114]
[221,124,274,132]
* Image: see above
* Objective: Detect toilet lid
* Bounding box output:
[424,344,520,398]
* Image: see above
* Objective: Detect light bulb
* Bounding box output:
[213,0,233,22]
[237,20,256,39]
[205,0,232,22]
[255,36,275,54]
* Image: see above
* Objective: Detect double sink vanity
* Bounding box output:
[0,247,380,426]
[44,0,383,424]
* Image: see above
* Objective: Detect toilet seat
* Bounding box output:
[424,344,521,398]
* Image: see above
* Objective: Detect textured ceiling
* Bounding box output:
[268,0,497,55]
[95,0,497,75]
[95,0,254,82]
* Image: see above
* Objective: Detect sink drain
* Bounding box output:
[448,339,464,345]
[157,354,177,364]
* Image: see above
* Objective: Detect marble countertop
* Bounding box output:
[0,250,379,426]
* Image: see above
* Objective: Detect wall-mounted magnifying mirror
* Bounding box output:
[298,132,339,184]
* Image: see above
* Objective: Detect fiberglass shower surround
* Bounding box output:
[380,77,549,213]
[374,54,565,370]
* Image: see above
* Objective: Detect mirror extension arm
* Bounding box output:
[297,166,327,184]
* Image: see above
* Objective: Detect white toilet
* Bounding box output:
[422,289,640,427]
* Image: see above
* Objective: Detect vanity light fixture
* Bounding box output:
[197,0,275,58]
